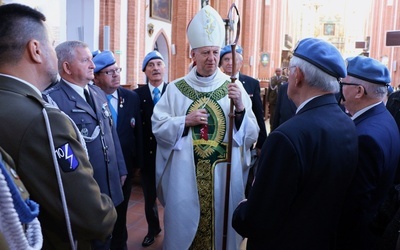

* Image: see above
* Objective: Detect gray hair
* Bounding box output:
[350,77,387,99]
[0,4,48,65]
[55,41,89,72]
[290,56,340,93]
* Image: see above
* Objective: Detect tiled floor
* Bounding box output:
[126,180,248,250]
[126,181,164,250]
[126,119,270,249]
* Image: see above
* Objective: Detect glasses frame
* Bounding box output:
[98,67,122,75]
[340,82,368,95]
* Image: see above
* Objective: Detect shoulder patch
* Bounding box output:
[55,143,79,172]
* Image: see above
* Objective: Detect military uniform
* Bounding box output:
[0,75,117,249]
[0,146,37,250]
[267,74,288,129]
[44,80,127,207]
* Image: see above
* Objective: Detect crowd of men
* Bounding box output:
[1,3,400,250]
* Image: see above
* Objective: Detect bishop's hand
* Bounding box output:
[228,82,244,112]
[185,109,208,127]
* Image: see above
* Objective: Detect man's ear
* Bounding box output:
[355,85,366,98]
[294,67,304,87]
[62,61,72,75]
[27,39,42,63]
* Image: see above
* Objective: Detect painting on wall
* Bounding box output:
[150,0,171,23]
[324,23,335,36]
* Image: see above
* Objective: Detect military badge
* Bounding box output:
[80,127,89,137]
[55,143,79,172]
[130,117,135,128]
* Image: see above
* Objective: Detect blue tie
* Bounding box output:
[107,94,117,126]
[153,88,160,104]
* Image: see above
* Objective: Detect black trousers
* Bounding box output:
[141,168,161,236]
[110,175,133,250]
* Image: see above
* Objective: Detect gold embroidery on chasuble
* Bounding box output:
[176,79,229,249]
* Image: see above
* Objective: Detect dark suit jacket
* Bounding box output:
[239,73,267,149]
[337,103,400,249]
[0,76,116,249]
[114,87,143,176]
[43,80,127,206]
[272,82,296,130]
[386,90,400,132]
[134,83,167,174]
[232,94,358,250]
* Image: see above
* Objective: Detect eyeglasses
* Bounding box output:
[99,68,122,75]
[340,82,368,95]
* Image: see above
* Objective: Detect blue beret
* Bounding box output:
[388,85,394,95]
[92,50,101,58]
[142,51,164,72]
[346,56,390,85]
[220,44,243,60]
[92,50,116,73]
[293,38,346,79]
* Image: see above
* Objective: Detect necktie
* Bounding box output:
[153,88,160,104]
[107,94,118,126]
[84,89,95,111]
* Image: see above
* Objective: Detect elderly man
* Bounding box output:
[151,5,259,250]
[220,45,267,155]
[134,50,166,247]
[337,56,400,249]
[92,50,143,250]
[43,41,127,250]
[232,38,359,249]
[0,4,116,249]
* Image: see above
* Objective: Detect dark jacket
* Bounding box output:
[386,90,400,132]
[271,82,296,130]
[239,73,267,149]
[233,94,358,250]
[337,103,400,250]
[114,87,143,174]
[134,83,167,174]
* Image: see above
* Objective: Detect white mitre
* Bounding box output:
[187,5,225,49]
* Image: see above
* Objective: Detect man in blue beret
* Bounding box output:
[134,50,165,247]
[232,38,359,249]
[337,56,400,249]
[219,44,267,197]
[92,50,143,250]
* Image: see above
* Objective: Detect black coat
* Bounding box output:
[239,73,267,149]
[232,94,358,250]
[271,82,296,130]
[134,83,167,174]
[114,87,143,175]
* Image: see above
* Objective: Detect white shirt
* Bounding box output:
[351,101,382,120]
[148,82,165,100]
[63,79,88,101]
